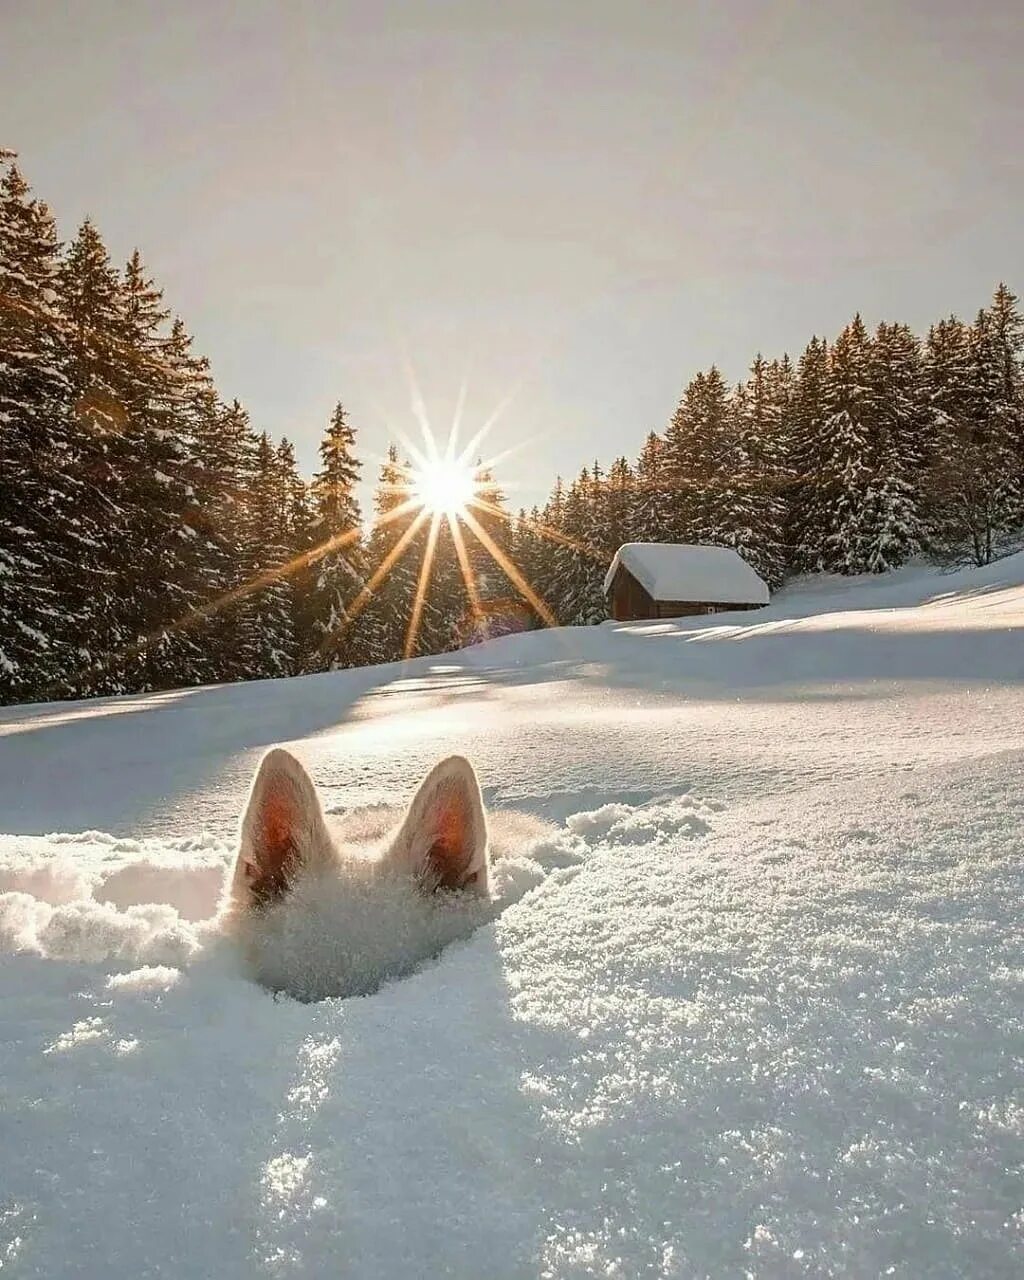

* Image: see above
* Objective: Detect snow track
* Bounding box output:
[1,558,1023,1277]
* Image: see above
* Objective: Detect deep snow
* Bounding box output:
[1,556,1022,1278]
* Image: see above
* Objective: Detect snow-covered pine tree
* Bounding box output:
[506,506,546,631]
[605,456,634,553]
[711,381,759,574]
[923,315,980,562]
[164,320,241,685]
[728,355,787,585]
[632,431,669,542]
[662,378,706,543]
[766,353,797,570]
[663,367,733,547]
[583,459,608,555]
[234,432,297,679]
[360,446,424,664]
[196,397,260,682]
[113,250,205,692]
[0,158,84,701]
[526,479,567,625]
[975,285,1024,546]
[57,218,136,690]
[817,316,875,574]
[274,437,316,671]
[547,467,606,625]
[306,403,366,670]
[925,288,1024,564]
[455,462,513,643]
[860,321,928,572]
[786,336,830,573]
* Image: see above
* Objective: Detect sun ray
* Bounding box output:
[404,511,442,660]
[389,425,433,476]
[460,507,558,628]
[469,496,608,564]
[454,390,516,471]
[447,376,469,462]
[402,355,436,457]
[469,437,533,475]
[320,507,432,652]
[448,513,483,625]
[55,497,425,700]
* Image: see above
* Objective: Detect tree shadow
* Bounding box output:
[0,663,423,835]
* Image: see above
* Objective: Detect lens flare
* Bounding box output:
[410,455,478,516]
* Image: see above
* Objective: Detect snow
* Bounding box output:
[603,541,771,604]
[1,555,1023,1277]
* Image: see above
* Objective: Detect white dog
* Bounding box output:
[221,748,506,1000]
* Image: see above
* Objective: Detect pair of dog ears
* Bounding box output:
[238,748,489,902]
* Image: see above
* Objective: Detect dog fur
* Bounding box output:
[220,747,507,1000]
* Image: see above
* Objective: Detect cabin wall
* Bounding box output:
[609,565,656,620]
[607,565,766,621]
[656,600,763,618]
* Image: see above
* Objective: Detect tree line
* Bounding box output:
[2,149,1023,704]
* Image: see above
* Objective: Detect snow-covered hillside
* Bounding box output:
[1,557,1022,1278]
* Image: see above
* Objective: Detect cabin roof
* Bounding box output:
[603,543,770,605]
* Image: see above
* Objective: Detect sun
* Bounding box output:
[410,455,477,517]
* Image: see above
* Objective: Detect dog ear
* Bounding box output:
[233,748,331,905]
[394,755,489,895]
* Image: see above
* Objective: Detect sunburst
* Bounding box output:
[409,454,478,517]
[381,390,568,658]
[56,382,613,698]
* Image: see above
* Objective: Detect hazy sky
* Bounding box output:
[3,0,1022,510]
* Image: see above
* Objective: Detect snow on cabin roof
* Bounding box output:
[603,543,770,605]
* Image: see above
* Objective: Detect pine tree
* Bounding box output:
[274,437,316,670]
[451,463,513,644]
[632,432,669,542]
[663,367,733,546]
[605,456,634,552]
[817,317,875,574]
[163,319,238,685]
[925,289,1024,563]
[192,397,258,681]
[787,336,830,573]
[860,321,927,572]
[306,404,365,670]
[506,506,549,632]
[0,158,83,700]
[662,379,707,543]
[923,315,976,560]
[114,250,204,692]
[548,467,606,625]
[57,218,135,688]
[974,285,1024,542]
[361,446,422,664]
[729,355,787,584]
[527,481,568,626]
[235,433,297,679]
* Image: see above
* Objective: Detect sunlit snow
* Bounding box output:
[1,556,1022,1277]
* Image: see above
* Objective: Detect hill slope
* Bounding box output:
[1,557,1022,1278]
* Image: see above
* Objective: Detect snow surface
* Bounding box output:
[603,541,771,605]
[1,555,1023,1278]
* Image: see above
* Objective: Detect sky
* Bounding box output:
[2,0,1023,512]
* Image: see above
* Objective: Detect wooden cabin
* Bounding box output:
[603,543,769,622]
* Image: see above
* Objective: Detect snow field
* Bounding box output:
[1,555,1022,1277]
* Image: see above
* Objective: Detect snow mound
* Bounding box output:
[566,792,716,844]
[0,809,589,976]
